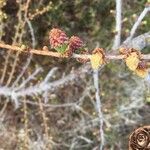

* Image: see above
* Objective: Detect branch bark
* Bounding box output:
[0,31,150,61]
[0,42,119,60]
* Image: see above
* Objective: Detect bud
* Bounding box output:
[42,46,49,51]
[21,44,27,50]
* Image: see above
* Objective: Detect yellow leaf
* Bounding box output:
[135,68,148,78]
[90,53,103,69]
[125,52,139,71]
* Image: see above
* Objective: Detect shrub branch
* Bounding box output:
[0,42,150,60]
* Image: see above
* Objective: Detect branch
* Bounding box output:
[0,34,150,61]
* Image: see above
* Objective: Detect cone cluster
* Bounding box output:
[49,29,149,78]
[49,28,84,55]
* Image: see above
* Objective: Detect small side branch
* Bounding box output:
[126,6,150,42]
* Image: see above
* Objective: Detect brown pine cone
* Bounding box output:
[129,126,150,150]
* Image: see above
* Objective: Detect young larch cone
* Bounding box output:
[49,28,69,49]
[69,36,84,52]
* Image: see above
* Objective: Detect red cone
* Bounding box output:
[49,28,68,49]
[69,36,84,52]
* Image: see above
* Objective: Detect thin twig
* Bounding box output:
[93,69,104,150]
[113,0,122,50]
[125,6,150,42]
[0,42,150,60]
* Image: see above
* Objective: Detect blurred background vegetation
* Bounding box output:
[0,0,150,149]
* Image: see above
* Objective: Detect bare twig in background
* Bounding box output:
[12,8,35,89]
[29,1,53,20]
[93,69,104,150]
[23,96,29,149]
[123,31,150,50]
[0,64,91,107]
[125,6,150,42]
[11,55,32,88]
[25,17,36,48]
[113,0,122,50]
